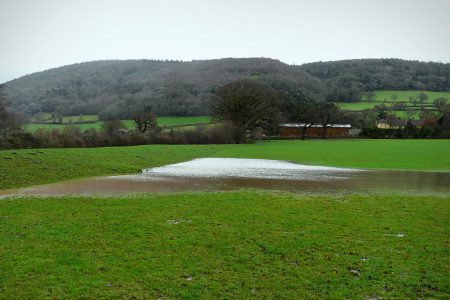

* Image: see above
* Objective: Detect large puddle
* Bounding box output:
[1,158,450,197]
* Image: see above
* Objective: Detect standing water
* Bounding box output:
[1,158,449,197]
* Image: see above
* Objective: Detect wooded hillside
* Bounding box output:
[4,58,449,117]
[299,59,450,102]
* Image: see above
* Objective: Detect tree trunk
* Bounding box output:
[322,126,327,139]
[301,127,307,140]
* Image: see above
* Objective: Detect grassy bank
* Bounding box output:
[0,191,448,298]
[1,139,449,190]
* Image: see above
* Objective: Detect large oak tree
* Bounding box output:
[211,79,284,133]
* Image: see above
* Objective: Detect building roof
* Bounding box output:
[279,123,351,128]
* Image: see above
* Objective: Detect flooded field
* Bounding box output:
[2,158,449,197]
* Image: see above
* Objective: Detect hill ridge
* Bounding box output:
[4,58,449,117]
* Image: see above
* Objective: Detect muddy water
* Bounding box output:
[1,158,449,197]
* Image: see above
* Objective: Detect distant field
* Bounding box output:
[31,114,99,123]
[337,90,448,117]
[338,102,384,110]
[62,114,99,123]
[26,122,103,131]
[363,90,450,103]
[26,116,212,132]
[1,139,449,190]
[338,101,435,111]
[394,110,421,119]
[157,116,212,126]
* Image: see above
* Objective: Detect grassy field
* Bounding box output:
[0,145,218,190]
[26,116,212,132]
[337,90,448,118]
[362,90,450,103]
[338,101,435,112]
[1,139,449,190]
[0,191,448,298]
[1,138,449,298]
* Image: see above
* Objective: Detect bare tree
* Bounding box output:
[385,114,400,127]
[434,98,448,111]
[133,112,157,133]
[315,102,341,139]
[296,101,320,139]
[419,108,436,120]
[418,92,428,104]
[392,101,406,110]
[365,91,376,102]
[373,104,388,120]
[0,111,28,138]
[0,84,7,109]
[405,109,416,120]
[102,119,126,135]
[0,85,27,138]
[0,85,7,126]
[358,110,377,129]
[211,79,282,132]
[409,96,418,106]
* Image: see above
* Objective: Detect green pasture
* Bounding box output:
[0,191,448,298]
[337,90,448,118]
[338,102,383,111]
[62,114,99,123]
[338,101,434,112]
[26,122,103,131]
[363,90,450,103]
[394,110,421,119]
[157,116,212,126]
[1,139,449,190]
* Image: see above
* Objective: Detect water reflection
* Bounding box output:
[1,158,449,197]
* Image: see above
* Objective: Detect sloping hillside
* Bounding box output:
[4,58,323,118]
[4,58,449,118]
[299,59,450,101]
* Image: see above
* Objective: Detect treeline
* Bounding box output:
[361,121,450,138]
[4,58,449,118]
[211,79,450,139]
[345,98,450,138]
[0,123,247,150]
[299,59,450,102]
[2,78,450,150]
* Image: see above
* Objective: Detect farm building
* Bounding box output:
[377,118,428,129]
[377,118,405,129]
[279,123,351,138]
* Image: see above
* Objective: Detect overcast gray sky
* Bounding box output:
[1,0,449,83]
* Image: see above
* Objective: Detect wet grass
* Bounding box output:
[212,139,450,172]
[1,140,449,190]
[0,191,448,298]
[0,145,219,190]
